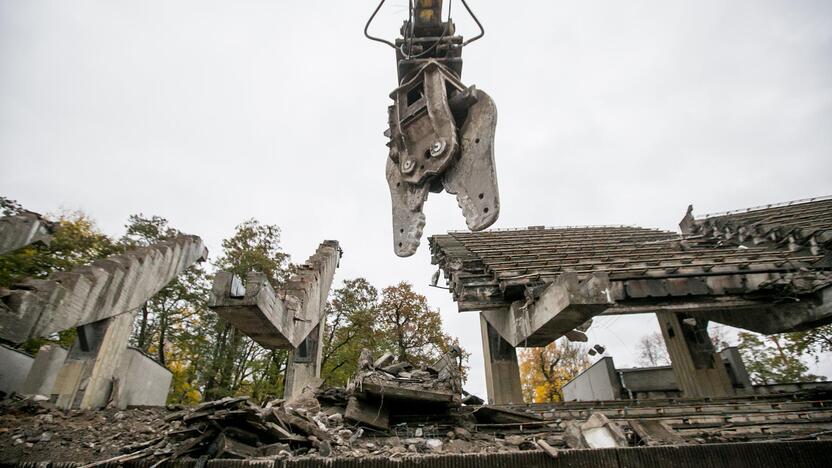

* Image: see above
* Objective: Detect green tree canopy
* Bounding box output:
[320,280,468,386]
[737,332,823,384]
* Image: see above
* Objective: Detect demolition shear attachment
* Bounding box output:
[368,0,499,256]
[386,61,499,256]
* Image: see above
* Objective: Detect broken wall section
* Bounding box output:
[0,212,55,255]
[210,240,342,399]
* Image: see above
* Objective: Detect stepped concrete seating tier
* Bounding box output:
[0,235,208,343]
[0,212,55,255]
[210,240,341,350]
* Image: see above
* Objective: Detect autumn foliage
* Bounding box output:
[518,339,590,403]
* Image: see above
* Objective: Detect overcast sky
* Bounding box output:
[2,1,831,398]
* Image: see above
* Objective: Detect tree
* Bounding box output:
[376,282,459,368]
[320,278,380,386]
[0,211,121,289]
[213,219,292,288]
[737,331,823,384]
[636,332,669,367]
[320,279,469,385]
[202,219,293,401]
[519,339,590,403]
[788,325,832,360]
[122,215,211,368]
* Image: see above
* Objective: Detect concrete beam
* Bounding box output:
[482,273,612,347]
[0,213,54,255]
[209,240,341,350]
[657,311,733,398]
[0,235,208,343]
[480,313,523,404]
[210,271,294,349]
[690,287,832,334]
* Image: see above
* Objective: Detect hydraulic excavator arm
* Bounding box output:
[367,0,499,256]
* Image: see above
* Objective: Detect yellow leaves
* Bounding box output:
[518,339,590,403]
[167,355,202,405]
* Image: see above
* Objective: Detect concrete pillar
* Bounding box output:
[19,345,68,395]
[52,312,135,409]
[720,346,753,394]
[284,317,325,399]
[480,313,524,404]
[656,311,733,398]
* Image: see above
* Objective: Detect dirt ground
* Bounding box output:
[0,398,168,463]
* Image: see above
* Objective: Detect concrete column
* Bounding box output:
[720,346,753,394]
[19,345,68,396]
[480,312,524,404]
[52,312,135,409]
[656,311,733,398]
[284,317,325,399]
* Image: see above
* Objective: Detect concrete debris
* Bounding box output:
[98,396,347,463]
[348,348,464,430]
[564,413,628,449]
[344,348,462,430]
[3,389,832,463]
[373,352,395,369]
[0,212,55,256]
[461,390,484,406]
[536,438,559,459]
[630,419,684,446]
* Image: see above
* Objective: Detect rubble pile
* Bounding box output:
[4,348,831,464]
[48,349,475,464]
[93,395,346,463]
[0,396,167,463]
[344,349,463,430]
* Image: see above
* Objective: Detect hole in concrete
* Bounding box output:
[424,150,431,160]
[475,138,480,144]
[400,229,404,233]
[478,193,484,199]
[483,207,489,213]
[396,182,401,187]
[398,242,403,247]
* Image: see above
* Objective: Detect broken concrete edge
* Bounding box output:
[481,272,613,348]
[341,348,465,429]
[208,240,341,351]
[0,234,208,344]
[210,271,294,349]
[0,211,57,256]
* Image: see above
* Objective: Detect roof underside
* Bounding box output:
[430,197,832,313]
